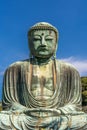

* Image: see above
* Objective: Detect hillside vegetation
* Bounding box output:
[0,102,2,111]
[81,77,87,106]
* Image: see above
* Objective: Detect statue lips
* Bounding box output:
[37,46,49,51]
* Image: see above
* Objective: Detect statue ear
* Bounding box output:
[53,52,56,59]
[53,43,58,59]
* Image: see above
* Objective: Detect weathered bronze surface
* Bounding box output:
[0,22,87,130]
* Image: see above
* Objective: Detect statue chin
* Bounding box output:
[30,49,54,59]
[33,53,52,58]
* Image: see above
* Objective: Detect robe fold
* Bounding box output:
[0,59,87,130]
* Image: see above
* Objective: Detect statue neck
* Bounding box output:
[31,56,52,65]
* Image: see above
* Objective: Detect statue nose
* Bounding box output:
[41,37,46,46]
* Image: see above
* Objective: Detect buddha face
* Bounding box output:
[28,30,57,58]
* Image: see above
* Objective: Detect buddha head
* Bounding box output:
[28,22,59,59]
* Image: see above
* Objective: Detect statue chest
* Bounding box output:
[30,63,55,100]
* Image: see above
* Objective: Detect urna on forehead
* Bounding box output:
[28,22,59,40]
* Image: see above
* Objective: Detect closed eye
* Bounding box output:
[45,35,53,41]
[33,38,41,41]
[45,38,53,41]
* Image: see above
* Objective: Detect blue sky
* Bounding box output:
[0,0,87,99]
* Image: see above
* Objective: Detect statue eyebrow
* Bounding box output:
[45,35,53,38]
[33,34,41,38]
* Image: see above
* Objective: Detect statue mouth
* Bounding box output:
[37,46,49,51]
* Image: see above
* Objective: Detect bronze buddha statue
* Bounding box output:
[0,22,87,130]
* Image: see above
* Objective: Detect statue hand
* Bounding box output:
[42,116,69,130]
[0,108,40,115]
[1,110,12,115]
[58,116,69,130]
[8,102,29,114]
[23,108,61,116]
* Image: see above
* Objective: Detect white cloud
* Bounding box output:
[61,57,87,76]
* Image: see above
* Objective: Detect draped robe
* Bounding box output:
[0,59,87,130]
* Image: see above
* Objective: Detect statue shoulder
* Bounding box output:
[5,59,30,71]
[56,59,79,73]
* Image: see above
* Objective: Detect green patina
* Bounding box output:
[0,22,87,130]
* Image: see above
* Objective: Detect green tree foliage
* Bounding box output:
[81,77,87,106]
[0,102,2,111]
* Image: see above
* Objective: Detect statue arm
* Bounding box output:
[57,65,83,115]
[2,65,28,112]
